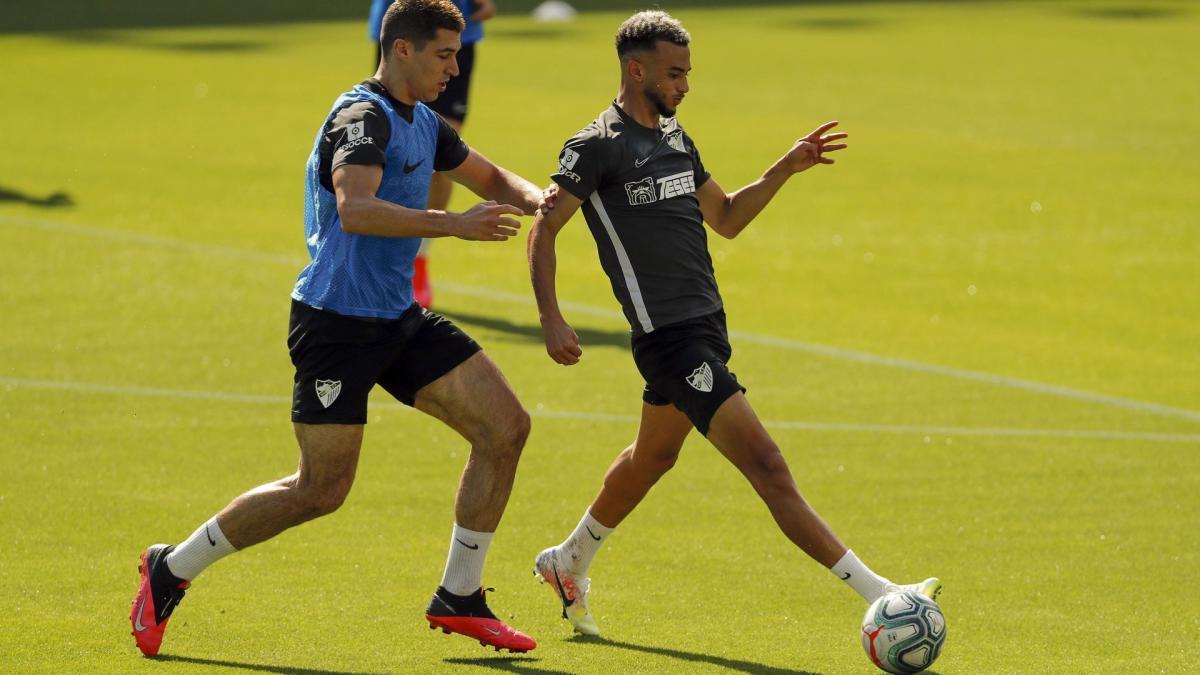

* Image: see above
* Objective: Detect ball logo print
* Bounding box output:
[686,362,714,393]
[558,148,582,183]
[559,147,580,171]
[315,379,342,409]
[347,121,364,141]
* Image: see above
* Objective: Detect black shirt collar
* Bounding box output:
[612,100,669,136]
[363,78,415,123]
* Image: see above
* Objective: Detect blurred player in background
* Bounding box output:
[371,0,497,307]
[527,10,942,637]
[130,0,542,657]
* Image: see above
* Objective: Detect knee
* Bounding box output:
[634,444,682,478]
[300,477,354,519]
[747,444,795,490]
[482,406,530,461]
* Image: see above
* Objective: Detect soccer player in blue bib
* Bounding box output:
[131,0,541,656]
[528,11,942,637]
[370,0,496,308]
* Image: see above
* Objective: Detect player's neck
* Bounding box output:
[615,88,660,130]
[375,66,418,106]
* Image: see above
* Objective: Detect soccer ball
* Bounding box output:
[860,591,947,674]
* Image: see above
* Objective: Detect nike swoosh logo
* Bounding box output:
[455,538,479,550]
[841,572,852,580]
[551,567,575,607]
[585,526,601,541]
[133,595,149,631]
[403,159,424,174]
[633,156,650,168]
[206,525,216,546]
[484,627,502,636]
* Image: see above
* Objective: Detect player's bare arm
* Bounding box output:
[334,162,523,241]
[448,148,543,214]
[528,189,585,365]
[698,120,848,239]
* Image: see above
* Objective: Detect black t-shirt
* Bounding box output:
[316,78,470,192]
[551,102,720,335]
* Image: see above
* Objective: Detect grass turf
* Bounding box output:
[1,2,1197,673]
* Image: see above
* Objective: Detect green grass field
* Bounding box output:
[2,2,1198,672]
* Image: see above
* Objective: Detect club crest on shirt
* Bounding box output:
[666,130,686,153]
[686,362,714,393]
[315,379,342,408]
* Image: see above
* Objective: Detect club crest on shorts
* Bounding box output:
[685,362,714,393]
[315,379,342,408]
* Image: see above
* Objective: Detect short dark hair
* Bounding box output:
[380,0,464,55]
[615,10,690,60]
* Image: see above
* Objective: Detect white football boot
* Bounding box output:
[884,577,943,601]
[534,546,600,636]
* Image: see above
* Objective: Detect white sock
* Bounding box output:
[831,549,891,602]
[559,510,613,575]
[164,517,238,581]
[439,524,493,596]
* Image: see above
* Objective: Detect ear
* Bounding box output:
[391,38,412,61]
[626,58,646,83]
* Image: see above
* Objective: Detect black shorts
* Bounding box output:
[631,310,746,436]
[427,42,475,123]
[288,300,481,424]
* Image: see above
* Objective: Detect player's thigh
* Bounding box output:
[292,422,364,490]
[705,392,787,476]
[412,351,528,447]
[631,401,694,460]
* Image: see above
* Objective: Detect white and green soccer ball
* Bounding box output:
[860,591,947,674]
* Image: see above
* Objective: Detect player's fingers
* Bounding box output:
[821,143,848,152]
[810,120,839,138]
[818,157,836,164]
[497,216,522,229]
[821,132,849,142]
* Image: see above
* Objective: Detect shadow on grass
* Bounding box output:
[1072,6,1187,21]
[439,308,630,351]
[785,16,884,29]
[0,185,73,208]
[59,30,269,52]
[149,653,383,675]
[565,634,823,674]
[443,655,574,674]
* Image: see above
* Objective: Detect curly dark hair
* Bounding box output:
[615,10,691,60]
[380,0,464,55]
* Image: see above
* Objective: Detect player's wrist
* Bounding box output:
[428,209,459,238]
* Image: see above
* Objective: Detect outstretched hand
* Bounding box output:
[784,121,849,174]
[454,201,523,241]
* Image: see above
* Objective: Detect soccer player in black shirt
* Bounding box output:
[529,11,941,636]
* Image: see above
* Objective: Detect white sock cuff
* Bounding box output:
[451,524,494,545]
[831,549,890,603]
[165,517,237,581]
[440,524,493,596]
[582,510,615,538]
